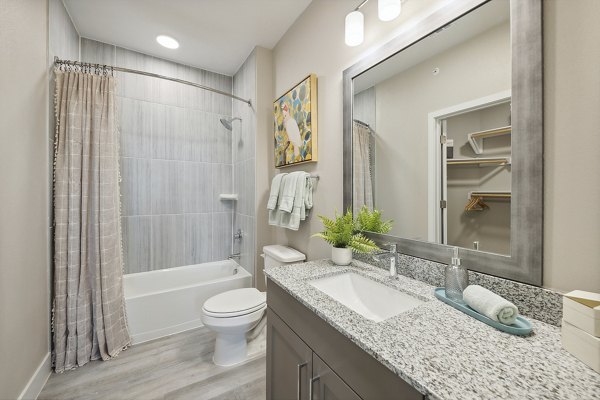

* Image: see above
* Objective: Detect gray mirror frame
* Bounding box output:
[343,0,543,285]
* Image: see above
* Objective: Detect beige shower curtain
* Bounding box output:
[53,69,130,372]
[352,121,374,215]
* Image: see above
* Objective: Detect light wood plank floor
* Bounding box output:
[39,327,266,400]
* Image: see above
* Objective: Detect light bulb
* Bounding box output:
[156,35,179,49]
[345,10,364,47]
[378,0,401,21]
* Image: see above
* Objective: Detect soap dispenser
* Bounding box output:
[445,247,469,302]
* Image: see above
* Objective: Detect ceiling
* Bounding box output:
[64,0,312,75]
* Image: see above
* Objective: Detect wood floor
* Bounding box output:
[39,327,266,400]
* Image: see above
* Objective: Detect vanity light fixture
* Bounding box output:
[378,0,402,21]
[156,35,179,49]
[345,0,403,47]
[345,10,365,47]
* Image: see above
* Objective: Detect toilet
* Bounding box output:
[201,245,305,366]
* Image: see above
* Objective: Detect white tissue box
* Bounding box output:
[562,290,600,337]
[562,320,600,373]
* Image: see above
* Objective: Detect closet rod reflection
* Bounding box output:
[53,56,252,106]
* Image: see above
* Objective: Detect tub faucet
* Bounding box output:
[229,252,241,261]
[372,243,398,277]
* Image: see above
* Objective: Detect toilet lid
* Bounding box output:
[203,288,266,316]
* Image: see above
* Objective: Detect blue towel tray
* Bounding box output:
[434,288,533,336]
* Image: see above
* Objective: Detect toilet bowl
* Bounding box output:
[201,288,266,366]
[202,245,305,366]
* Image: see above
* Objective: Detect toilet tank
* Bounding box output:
[262,245,306,268]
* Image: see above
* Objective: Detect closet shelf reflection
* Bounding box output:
[447,157,511,167]
[468,125,512,154]
[464,191,511,211]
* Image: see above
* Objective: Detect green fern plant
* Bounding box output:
[312,207,393,254]
[355,206,393,235]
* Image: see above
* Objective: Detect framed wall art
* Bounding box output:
[273,74,318,168]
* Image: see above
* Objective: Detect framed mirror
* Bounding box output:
[343,0,542,285]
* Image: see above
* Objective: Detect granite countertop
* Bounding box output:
[264,259,600,400]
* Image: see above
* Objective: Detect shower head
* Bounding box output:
[219,117,242,131]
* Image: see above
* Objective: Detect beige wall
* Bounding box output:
[0,0,51,398]
[270,0,600,293]
[271,0,450,262]
[543,0,600,293]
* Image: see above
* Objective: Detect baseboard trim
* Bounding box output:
[17,352,51,400]
[130,319,204,345]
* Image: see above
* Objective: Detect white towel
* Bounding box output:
[463,285,519,325]
[268,172,314,231]
[268,179,287,226]
[304,175,313,214]
[267,173,287,210]
[278,172,303,213]
[289,172,308,229]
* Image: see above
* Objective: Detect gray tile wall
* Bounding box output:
[232,51,257,279]
[80,38,234,274]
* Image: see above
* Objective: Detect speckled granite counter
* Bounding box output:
[264,259,600,400]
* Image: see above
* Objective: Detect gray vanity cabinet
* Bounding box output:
[267,310,360,400]
[267,279,424,400]
[312,353,361,400]
[266,309,312,400]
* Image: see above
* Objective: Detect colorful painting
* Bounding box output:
[273,74,318,168]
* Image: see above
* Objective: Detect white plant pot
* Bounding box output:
[331,247,352,266]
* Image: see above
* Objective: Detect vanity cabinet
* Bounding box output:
[312,353,362,400]
[266,309,312,400]
[267,279,423,400]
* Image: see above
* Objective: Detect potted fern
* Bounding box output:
[313,207,393,266]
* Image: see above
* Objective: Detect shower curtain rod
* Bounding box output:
[53,56,252,106]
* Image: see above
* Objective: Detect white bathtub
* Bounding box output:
[124,259,252,344]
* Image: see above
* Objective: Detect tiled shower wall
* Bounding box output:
[80,38,234,274]
[233,51,257,279]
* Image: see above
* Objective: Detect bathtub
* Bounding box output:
[124,259,252,344]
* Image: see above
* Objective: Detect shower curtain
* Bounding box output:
[352,121,374,215]
[52,68,130,372]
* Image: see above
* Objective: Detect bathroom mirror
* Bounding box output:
[343,0,542,285]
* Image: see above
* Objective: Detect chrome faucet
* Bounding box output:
[373,243,398,277]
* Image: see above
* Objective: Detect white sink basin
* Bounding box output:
[309,272,424,322]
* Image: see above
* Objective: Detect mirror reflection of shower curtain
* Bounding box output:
[352,121,374,214]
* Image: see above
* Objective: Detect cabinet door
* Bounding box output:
[311,353,362,400]
[267,309,313,400]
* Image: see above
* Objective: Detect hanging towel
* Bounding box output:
[463,285,519,325]
[288,172,309,229]
[267,173,287,210]
[278,171,303,213]
[268,172,314,230]
[304,175,313,216]
[268,179,287,226]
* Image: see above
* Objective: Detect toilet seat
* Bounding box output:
[202,288,266,318]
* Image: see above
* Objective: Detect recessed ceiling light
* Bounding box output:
[156,35,179,49]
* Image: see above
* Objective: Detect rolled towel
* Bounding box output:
[463,285,519,325]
